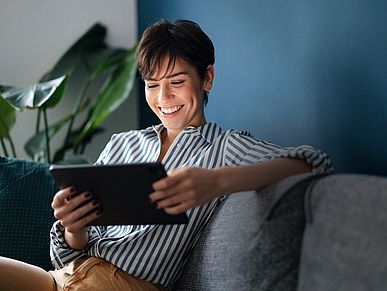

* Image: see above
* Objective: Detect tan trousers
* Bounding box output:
[0,256,164,291]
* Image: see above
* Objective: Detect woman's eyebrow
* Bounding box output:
[166,72,189,79]
[147,72,189,81]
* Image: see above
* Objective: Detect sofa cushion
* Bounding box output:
[174,173,326,291]
[298,174,387,291]
[0,157,58,270]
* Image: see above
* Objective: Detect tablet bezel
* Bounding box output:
[49,162,188,225]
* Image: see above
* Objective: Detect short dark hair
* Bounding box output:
[137,19,215,105]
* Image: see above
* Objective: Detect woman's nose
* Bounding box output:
[158,85,172,102]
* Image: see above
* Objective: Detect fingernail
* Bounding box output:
[96,209,103,216]
[70,187,76,194]
[85,192,92,198]
[92,199,100,206]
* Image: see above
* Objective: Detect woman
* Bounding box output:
[0,19,332,290]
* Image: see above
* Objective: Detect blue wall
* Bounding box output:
[138,0,387,175]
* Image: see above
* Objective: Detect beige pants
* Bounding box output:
[0,256,164,291]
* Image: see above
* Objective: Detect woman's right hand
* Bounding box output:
[51,187,101,250]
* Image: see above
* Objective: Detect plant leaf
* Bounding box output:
[24,118,66,160]
[24,101,88,159]
[74,45,138,145]
[42,75,68,108]
[84,48,128,79]
[41,23,107,81]
[0,75,66,110]
[0,97,16,138]
[24,129,55,160]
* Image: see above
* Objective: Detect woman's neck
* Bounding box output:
[158,121,206,161]
[157,128,178,162]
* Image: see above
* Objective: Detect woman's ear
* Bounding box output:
[203,65,215,92]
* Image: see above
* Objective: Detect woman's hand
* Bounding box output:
[51,187,101,250]
[149,167,224,215]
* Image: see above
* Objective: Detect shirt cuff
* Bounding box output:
[276,145,333,174]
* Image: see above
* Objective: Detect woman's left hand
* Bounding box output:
[149,167,223,214]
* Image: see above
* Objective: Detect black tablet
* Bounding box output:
[49,162,188,225]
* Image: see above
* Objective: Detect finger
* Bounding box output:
[164,201,194,215]
[149,189,175,203]
[152,176,177,191]
[65,209,102,233]
[150,174,195,202]
[152,168,187,191]
[156,190,194,209]
[65,191,93,210]
[149,180,181,202]
[60,198,101,227]
[53,191,93,220]
[51,186,77,209]
[149,180,188,202]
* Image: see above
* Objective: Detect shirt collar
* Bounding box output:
[151,122,222,144]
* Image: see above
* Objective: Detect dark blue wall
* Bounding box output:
[138,0,387,175]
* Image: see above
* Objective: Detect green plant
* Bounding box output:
[0,23,137,164]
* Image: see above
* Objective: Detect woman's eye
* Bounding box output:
[147,84,159,89]
[171,80,184,86]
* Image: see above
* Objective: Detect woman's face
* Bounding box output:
[144,57,213,134]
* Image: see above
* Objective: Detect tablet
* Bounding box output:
[49,162,188,225]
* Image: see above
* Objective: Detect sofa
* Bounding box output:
[1,156,386,291]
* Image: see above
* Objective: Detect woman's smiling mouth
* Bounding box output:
[159,105,184,115]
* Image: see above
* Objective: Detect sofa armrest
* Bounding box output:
[298,174,387,291]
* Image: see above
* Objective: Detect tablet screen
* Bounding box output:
[49,162,188,225]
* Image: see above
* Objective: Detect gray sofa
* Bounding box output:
[1,157,386,290]
[175,173,387,291]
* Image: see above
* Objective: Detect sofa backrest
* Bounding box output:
[0,157,58,270]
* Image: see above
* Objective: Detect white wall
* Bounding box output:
[0,0,139,162]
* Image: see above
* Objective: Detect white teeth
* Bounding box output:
[160,105,182,114]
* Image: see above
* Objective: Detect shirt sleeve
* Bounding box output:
[50,221,105,269]
[224,130,333,174]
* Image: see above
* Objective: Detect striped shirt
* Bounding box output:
[50,122,332,289]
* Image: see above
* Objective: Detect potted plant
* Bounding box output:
[0,23,138,164]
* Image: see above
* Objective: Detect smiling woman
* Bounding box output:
[144,57,212,148]
[0,19,332,291]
